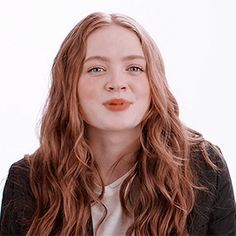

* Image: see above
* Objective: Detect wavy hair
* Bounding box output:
[26,12,217,235]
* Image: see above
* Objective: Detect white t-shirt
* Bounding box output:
[91,171,133,236]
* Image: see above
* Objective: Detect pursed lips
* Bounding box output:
[103,98,132,111]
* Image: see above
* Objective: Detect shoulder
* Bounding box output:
[7,157,30,179]
[2,158,31,196]
[188,141,236,235]
[2,157,31,194]
[190,141,223,166]
[190,142,223,184]
[0,157,35,235]
[190,141,234,203]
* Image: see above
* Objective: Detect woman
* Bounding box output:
[0,12,235,236]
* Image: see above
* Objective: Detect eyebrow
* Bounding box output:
[84,55,146,63]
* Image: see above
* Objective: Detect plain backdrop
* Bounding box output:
[0,0,235,206]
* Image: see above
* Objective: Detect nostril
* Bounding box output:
[105,82,127,92]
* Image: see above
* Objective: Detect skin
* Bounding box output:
[78,25,150,185]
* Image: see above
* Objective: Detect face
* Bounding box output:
[78,25,150,131]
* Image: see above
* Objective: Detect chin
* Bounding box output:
[101,121,141,131]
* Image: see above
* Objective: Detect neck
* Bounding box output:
[87,126,141,185]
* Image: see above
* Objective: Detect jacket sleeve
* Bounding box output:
[206,148,236,235]
[188,144,236,236]
[0,159,35,236]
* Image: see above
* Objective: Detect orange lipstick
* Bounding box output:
[103,98,131,111]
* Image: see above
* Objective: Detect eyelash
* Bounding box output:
[87,65,144,73]
[127,66,144,72]
[88,67,106,73]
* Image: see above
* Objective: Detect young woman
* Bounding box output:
[0,12,235,236]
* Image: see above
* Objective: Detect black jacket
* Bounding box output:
[0,145,236,235]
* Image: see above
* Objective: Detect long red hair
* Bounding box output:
[26,12,218,235]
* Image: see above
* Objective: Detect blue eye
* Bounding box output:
[88,67,105,73]
[127,66,144,72]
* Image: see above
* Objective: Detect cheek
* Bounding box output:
[79,90,96,102]
[78,79,98,103]
[138,82,151,113]
[78,89,96,123]
[78,84,102,122]
[138,80,151,101]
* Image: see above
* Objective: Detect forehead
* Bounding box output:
[85,25,144,58]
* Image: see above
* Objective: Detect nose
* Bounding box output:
[105,83,127,92]
[104,72,128,92]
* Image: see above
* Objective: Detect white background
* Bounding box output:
[0,0,235,205]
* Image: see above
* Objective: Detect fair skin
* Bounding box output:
[78,25,150,185]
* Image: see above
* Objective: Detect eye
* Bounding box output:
[127,66,144,73]
[88,67,106,73]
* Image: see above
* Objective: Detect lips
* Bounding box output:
[103,98,131,111]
